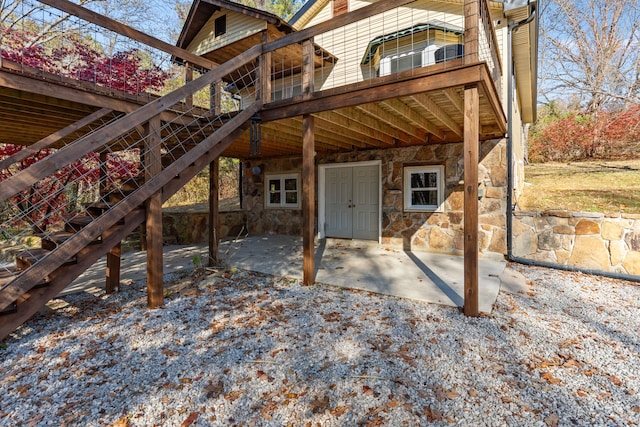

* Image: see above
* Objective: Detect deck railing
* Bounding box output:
[0,0,213,104]
[259,0,503,105]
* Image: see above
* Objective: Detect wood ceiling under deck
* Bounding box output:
[223,61,507,159]
[0,60,506,160]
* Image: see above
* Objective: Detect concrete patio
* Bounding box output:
[67,235,525,313]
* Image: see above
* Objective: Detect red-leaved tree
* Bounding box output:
[0,25,165,233]
[529,106,640,162]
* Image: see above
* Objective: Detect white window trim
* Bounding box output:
[403,165,445,212]
[265,173,300,209]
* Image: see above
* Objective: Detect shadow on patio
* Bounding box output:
[222,235,507,313]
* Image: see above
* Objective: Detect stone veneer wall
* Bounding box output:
[243,139,508,257]
[162,210,246,245]
[513,210,640,276]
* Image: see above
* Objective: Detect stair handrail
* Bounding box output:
[0,101,260,312]
[0,44,262,204]
[19,0,217,71]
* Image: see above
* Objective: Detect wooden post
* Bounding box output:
[463,84,480,316]
[464,0,480,64]
[302,39,314,100]
[105,243,121,293]
[302,38,316,286]
[208,158,220,267]
[101,150,121,293]
[185,63,194,109]
[302,114,315,286]
[145,115,164,308]
[184,62,193,109]
[260,31,272,104]
[210,80,222,115]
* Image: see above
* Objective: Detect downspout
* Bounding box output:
[505,6,640,283]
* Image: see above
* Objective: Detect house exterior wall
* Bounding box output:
[186,10,267,56]
[242,139,508,257]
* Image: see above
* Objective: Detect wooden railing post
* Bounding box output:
[145,115,163,308]
[260,31,272,104]
[210,81,222,115]
[464,0,480,64]
[185,63,194,109]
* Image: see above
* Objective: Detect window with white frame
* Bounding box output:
[265,173,300,208]
[404,165,444,211]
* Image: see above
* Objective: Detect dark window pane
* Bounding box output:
[269,179,280,192]
[285,191,297,204]
[215,15,226,37]
[412,190,437,206]
[410,171,437,189]
[270,192,281,204]
[284,178,297,191]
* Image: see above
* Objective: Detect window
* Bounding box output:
[404,165,444,211]
[266,173,300,208]
[361,23,463,78]
[214,15,226,37]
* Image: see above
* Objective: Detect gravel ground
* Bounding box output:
[1,264,639,426]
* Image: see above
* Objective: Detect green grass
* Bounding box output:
[518,160,640,213]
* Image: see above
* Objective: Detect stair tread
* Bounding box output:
[16,248,76,270]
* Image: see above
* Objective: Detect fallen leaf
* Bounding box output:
[310,395,329,414]
[545,414,559,427]
[541,371,562,385]
[445,390,460,399]
[362,385,374,396]
[610,375,622,386]
[224,390,243,402]
[577,390,588,397]
[386,399,400,408]
[109,417,130,427]
[180,412,198,427]
[330,405,349,417]
[205,380,224,399]
[501,396,513,404]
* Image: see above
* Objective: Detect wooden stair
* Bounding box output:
[0,106,256,340]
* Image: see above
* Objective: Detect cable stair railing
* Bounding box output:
[0,44,262,339]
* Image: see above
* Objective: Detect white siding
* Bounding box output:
[186,11,267,56]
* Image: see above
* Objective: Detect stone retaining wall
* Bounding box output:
[162,210,246,245]
[513,210,640,276]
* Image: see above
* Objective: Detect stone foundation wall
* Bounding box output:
[243,140,508,257]
[162,210,246,245]
[513,210,640,276]
[242,157,304,236]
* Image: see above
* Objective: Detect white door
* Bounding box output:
[325,165,379,240]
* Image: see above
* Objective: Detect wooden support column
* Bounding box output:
[302,115,315,286]
[208,158,220,267]
[145,115,164,308]
[463,84,480,316]
[302,38,315,286]
[185,63,194,109]
[105,243,121,293]
[101,150,121,294]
